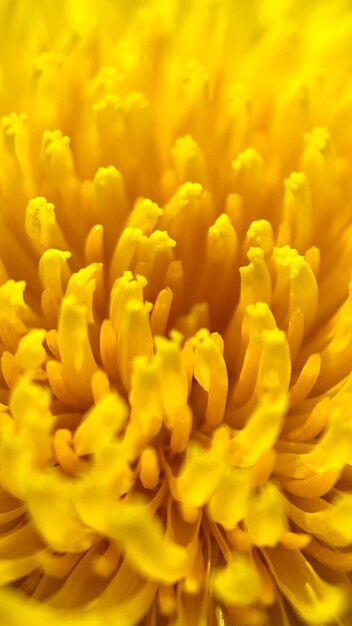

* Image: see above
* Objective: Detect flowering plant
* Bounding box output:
[1,1,352,624]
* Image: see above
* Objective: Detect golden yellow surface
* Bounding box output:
[1,1,352,624]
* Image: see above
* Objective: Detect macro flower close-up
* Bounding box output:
[1,0,352,624]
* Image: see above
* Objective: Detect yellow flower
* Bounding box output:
[1,0,352,624]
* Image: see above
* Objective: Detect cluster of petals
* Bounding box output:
[1,1,352,625]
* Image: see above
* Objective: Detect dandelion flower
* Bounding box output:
[1,1,352,624]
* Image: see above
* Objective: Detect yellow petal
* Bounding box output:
[74,487,189,584]
[73,392,128,456]
[26,472,96,553]
[212,555,261,606]
[245,482,288,547]
[264,547,347,625]
[208,465,252,530]
[193,329,228,429]
[57,295,98,402]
